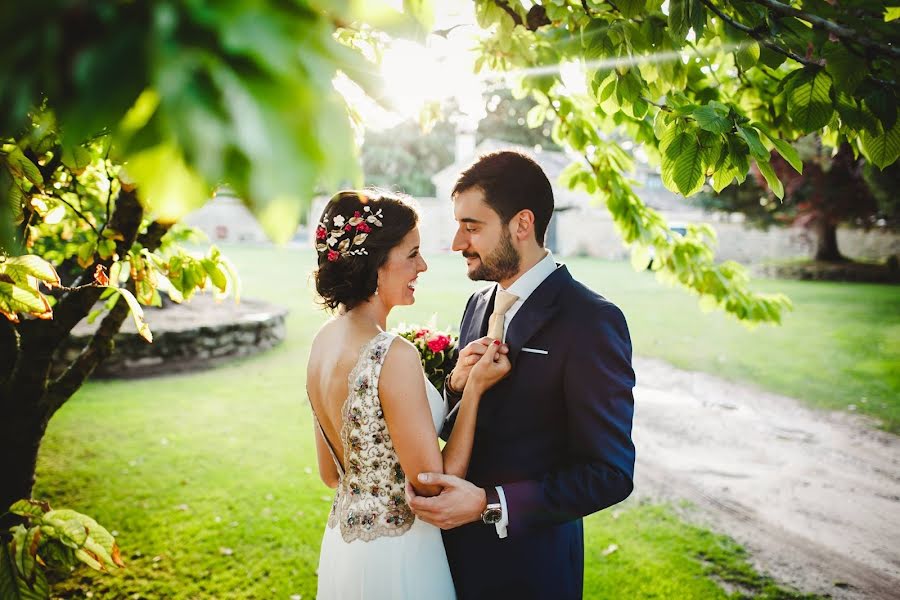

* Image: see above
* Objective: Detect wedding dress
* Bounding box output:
[313,331,456,599]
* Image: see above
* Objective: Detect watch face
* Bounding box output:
[483,508,502,525]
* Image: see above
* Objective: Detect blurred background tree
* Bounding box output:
[694,137,899,261]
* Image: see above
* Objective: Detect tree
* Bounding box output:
[695,139,895,261]
[0,0,420,522]
[361,118,456,196]
[1,0,899,527]
[0,118,238,520]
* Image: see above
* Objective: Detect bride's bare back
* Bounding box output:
[306,317,382,473]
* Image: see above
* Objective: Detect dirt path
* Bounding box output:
[632,357,900,599]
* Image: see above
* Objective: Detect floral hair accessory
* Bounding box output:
[315,205,384,261]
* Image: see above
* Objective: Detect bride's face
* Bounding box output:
[376,226,427,307]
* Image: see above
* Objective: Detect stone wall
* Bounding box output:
[56,297,288,378]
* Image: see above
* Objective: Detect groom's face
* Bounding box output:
[452,187,520,283]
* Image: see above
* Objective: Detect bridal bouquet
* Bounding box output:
[394,320,459,393]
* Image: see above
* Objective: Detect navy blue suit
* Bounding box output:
[441,264,636,599]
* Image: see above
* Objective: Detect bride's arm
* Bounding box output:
[381,338,508,497]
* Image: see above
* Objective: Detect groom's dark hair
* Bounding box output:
[452,150,554,246]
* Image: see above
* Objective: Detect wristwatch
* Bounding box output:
[444,371,463,400]
[481,487,502,525]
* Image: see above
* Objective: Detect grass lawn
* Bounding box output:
[36,244,890,598]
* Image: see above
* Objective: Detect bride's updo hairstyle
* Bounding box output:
[313,190,419,311]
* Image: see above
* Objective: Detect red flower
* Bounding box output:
[354,211,362,217]
[414,328,429,339]
[316,226,327,240]
[344,224,353,231]
[356,222,371,233]
[327,249,340,262]
[427,334,450,353]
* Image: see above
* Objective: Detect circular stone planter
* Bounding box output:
[57,295,288,378]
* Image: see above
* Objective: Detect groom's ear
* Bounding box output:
[511,209,536,241]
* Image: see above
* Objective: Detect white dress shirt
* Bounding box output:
[491,251,557,538]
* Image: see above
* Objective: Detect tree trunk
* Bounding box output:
[813,220,844,262]
[0,195,168,530]
[0,403,48,529]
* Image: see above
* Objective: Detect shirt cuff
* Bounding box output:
[494,485,509,539]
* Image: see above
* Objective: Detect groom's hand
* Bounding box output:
[450,337,508,392]
[405,473,487,530]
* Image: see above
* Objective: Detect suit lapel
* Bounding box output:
[462,286,495,346]
[477,265,571,431]
[504,265,569,362]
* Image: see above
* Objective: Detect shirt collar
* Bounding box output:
[500,251,557,304]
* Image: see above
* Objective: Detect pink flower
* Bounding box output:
[327,249,340,262]
[427,334,450,353]
[316,226,327,240]
[414,328,430,339]
[356,222,371,233]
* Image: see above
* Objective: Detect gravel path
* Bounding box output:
[632,357,900,599]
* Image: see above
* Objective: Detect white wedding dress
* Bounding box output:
[313,331,456,599]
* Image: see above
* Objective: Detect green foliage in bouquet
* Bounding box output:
[395,321,459,393]
[0,499,124,600]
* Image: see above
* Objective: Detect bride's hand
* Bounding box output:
[468,340,511,394]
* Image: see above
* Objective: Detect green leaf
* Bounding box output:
[787,68,834,133]
[124,144,212,225]
[60,144,94,173]
[756,159,784,200]
[0,282,52,321]
[616,0,646,18]
[735,41,760,70]
[8,500,50,519]
[688,0,706,38]
[763,134,803,174]
[16,527,40,584]
[39,511,88,549]
[1,256,60,287]
[822,43,866,95]
[2,146,43,188]
[737,126,768,159]
[668,0,690,40]
[712,163,739,192]
[662,131,705,196]
[0,543,48,600]
[525,104,547,129]
[115,288,153,342]
[860,119,900,169]
[864,87,897,132]
[202,259,227,292]
[693,103,731,134]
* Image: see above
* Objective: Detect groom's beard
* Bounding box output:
[465,229,520,282]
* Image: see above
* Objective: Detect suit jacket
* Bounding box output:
[441,264,636,600]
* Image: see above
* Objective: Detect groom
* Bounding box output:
[407,150,636,599]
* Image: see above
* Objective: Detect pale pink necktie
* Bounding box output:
[487,289,519,342]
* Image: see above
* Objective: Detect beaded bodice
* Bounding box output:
[317,332,415,542]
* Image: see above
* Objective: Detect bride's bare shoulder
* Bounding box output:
[380,336,422,380]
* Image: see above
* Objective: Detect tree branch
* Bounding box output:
[51,193,99,238]
[699,0,818,67]
[0,318,21,397]
[493,0,524,26]
[747,0,900,60]
[42,284,131,417]
[9,188,144,406]
[42,220,171,417]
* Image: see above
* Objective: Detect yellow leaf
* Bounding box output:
[116,287,153,342]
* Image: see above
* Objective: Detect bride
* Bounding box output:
[306,190,510,599]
